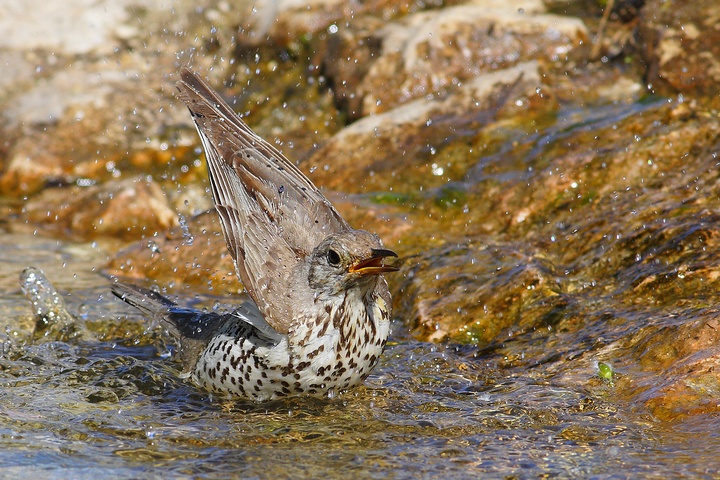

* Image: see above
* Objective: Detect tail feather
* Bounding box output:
[111,281,223,373]
[111,283,175,318]
[111,282,225,340]
[111,281,283,373]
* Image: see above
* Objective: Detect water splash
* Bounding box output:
[19,267,93,342]
[178,213,194,246]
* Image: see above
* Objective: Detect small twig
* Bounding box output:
[591,0,616,60]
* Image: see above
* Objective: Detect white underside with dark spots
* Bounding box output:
[192,290,390,401]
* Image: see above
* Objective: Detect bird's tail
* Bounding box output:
[112,281,227,340]
[111,282,176,320]
[111,281,225,373]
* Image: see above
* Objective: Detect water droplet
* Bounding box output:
[178,214,194,246]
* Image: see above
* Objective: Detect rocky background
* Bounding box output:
[2,0,720,422]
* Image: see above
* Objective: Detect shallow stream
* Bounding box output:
[1,227,719,478]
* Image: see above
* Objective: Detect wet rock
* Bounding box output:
[0,0,245,198]
[307,61,544,194]
[628,315,720,421]
[237,1,583,121]
[0,65,196,197]
[394,240,567,343]
[241,0,437,45]
[24,177,178,241]
[104,209,238,294]
[393,92,720,419]
[220,47,344,163]
[639,0,720,96]
[355,2,587,115]
[548,305,720,421]
[401,95,720,338]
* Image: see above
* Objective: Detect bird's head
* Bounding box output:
[307,230,398,298]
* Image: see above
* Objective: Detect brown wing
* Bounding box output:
[175,67,349,333]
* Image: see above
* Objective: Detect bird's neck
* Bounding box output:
[288,285,382,353]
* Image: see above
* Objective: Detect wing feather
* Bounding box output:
[175,67,348,333]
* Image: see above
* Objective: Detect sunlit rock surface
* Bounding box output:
[240,0,423,45]
[24,177,178,241]
[0,0,198,197]
[308,62,544,193]
[356,3,587,115]
[105,209,237,292]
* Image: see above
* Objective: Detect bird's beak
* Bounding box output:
[349,249,399,275]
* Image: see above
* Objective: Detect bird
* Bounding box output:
[112,67,399,401]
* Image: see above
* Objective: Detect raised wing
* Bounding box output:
[175,67,349,333]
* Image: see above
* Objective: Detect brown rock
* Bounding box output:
[356,4,587,115]
[0,66,195,197]
[24,176,177,241]
[307,62,543,194]
[105,209,238,294]
[0,0,248,198]
[394,240,566,343]
[639,0,720,96]
[624,316,720,421]
[241,0,438,45]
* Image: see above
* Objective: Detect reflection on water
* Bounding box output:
[1,232,719,477]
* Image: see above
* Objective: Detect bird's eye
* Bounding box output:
[327,249,341,266]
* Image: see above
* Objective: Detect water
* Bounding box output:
[1,232,719,478]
